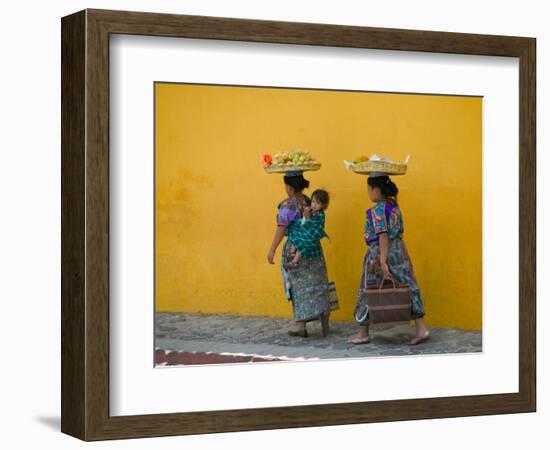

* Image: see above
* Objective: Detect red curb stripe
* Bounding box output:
[155,350,284,365]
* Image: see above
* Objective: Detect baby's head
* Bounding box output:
[311,189,329,212]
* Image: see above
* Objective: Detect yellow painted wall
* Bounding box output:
[155,83,482,331]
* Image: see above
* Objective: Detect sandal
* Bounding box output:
[288,328,308,337]
[408,329,430,345]
[347,334,370,345]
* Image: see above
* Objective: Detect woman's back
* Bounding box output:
[364,198,404,244]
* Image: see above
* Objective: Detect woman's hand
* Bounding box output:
[268,226,286,265]
[303,206,312,219]
[381,261,393,280]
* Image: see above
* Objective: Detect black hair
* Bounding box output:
[367,175,398,205]
[311,189,329,209]
[283,174,310,193]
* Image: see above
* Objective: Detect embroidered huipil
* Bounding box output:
[276,195,311,229]
[364,199,404,245]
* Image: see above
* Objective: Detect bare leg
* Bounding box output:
[408,318,430,345]
[284,248,302,268]
[415,318,428,335]
[290,250,302,266]
[320,310,330,337]
[347,325,370,344]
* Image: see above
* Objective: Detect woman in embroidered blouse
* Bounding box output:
[347,174,430,345]
[267,173,331,337]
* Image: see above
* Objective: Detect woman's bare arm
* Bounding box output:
[267,226,286,264]
[379,232,392,279]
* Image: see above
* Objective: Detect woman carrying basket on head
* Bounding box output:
[264,150,332,338]
[267,172,332,338]
[347,172,430,345]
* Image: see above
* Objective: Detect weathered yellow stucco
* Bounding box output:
[155,83,482,331]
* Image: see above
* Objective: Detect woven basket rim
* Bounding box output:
[351,160,407,175]
[264,162,321,173]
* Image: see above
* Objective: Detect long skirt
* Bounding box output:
[354,237,426,326]
[281,239,331,322]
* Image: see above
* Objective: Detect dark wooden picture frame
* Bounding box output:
[61,8,536,441]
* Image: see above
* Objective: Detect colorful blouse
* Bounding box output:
[276,195,311,230]
[288,211,328,259]
[364,199,404,245]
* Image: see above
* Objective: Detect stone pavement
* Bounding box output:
[155,312,482,364]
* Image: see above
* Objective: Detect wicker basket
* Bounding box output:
[365,278,412,323]
[351,160,407,175]
[328,281,339,311]
[264,162,321,174]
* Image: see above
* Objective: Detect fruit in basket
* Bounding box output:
[262,154,272,167]
[352,155,370,164]
[269,149,318,166]
[343,153,409,175]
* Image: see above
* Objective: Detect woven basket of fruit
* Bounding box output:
[344,155,409,175]
[262,149,321,173]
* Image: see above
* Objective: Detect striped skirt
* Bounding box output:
[281,239,331,322]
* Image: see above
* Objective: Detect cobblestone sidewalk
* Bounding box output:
[155,312,482,365]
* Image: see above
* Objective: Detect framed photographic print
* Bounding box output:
[61,8,536,441]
